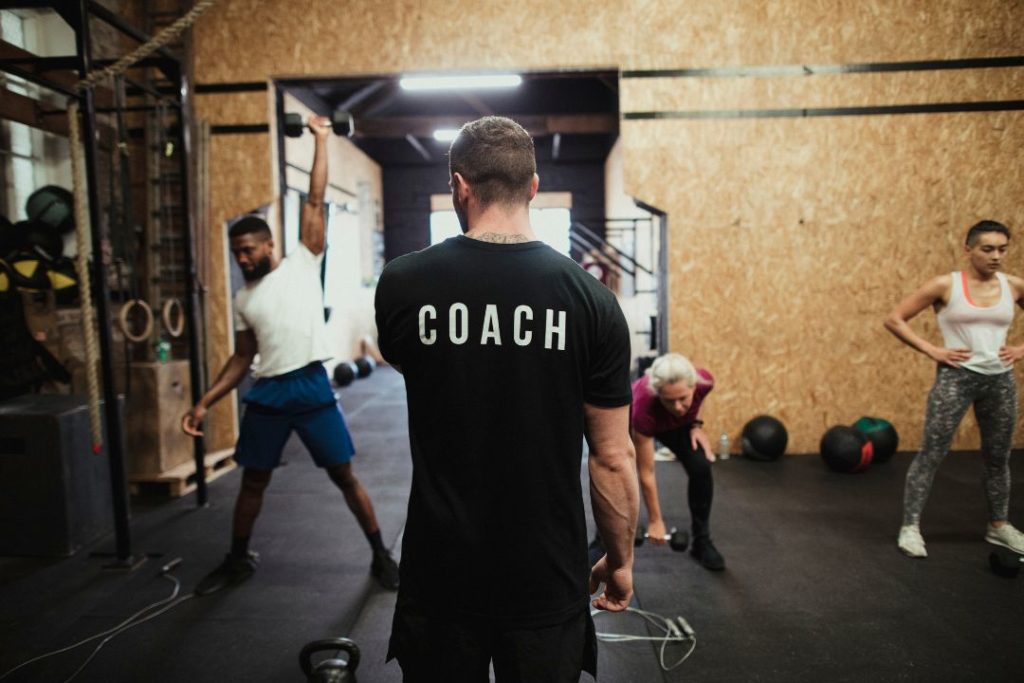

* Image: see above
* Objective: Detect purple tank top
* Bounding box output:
[631,369,714,436]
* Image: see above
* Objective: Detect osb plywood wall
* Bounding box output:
[626,113,1024,453]
[190,0,1024,453]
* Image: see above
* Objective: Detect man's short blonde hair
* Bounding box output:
[646,353,696,392]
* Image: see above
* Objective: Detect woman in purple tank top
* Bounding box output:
[884,220,1024,559]
[629,353,725,571]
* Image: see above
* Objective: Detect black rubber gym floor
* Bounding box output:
[1,366,1021,682]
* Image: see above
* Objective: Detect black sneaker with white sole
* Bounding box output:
[195,551,260,596]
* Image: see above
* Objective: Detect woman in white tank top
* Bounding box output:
[884,220,1024,559]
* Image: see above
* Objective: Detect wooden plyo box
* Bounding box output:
[125,361,193,475]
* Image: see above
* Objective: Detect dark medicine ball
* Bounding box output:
[852,416,899,464]
[354,356,375,378]
[26,185,75,234]
[820,425,874,473]
[989,546,1022,578]
[332,361,358,387]
[741,415,788,461]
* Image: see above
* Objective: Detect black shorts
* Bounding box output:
[387,599,597,682]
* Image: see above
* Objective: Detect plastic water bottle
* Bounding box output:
[718,431,730,460]
[155,338,171,363]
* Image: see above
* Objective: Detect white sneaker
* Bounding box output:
[898,525,927,558]
[654,447,676,462]
[985,523,1024,554]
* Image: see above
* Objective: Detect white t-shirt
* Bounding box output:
[233,243,332,378]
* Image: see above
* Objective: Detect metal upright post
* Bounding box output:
[75,0,134,565]
[176,64,208,506]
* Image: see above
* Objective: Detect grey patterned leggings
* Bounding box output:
[903,365,1017,526]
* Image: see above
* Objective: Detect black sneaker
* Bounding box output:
[371,550,400,590]
[196,551,260,596]
[690,539,725,571]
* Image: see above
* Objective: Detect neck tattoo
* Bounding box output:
[470,232,531,244]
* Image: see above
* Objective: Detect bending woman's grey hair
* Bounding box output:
[646,353,696,392]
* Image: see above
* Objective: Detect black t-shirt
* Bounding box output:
[375,235,632,627]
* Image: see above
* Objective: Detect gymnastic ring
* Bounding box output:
[117,299,154,343]
[162,298,185,338]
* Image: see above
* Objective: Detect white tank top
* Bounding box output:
[937,271,1015,375]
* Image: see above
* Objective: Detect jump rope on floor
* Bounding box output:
[1,566,697,679]
[592,607,698,672]
[0,559,191,683]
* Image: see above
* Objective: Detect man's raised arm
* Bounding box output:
[300,115,332,255]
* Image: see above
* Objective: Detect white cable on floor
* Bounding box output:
[592,607,697,672]
[0,565,190,682]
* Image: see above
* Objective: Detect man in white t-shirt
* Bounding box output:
[182,115,398,593]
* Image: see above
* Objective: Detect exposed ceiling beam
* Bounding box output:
[460,93,493,115]
[356,114,616,139]
[352,81,400,117]
[404,133,432,162]
[335,81,388,113]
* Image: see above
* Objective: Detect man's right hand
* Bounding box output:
[589,555,633,612]
[308,115,331,139]
[929,346,971,368]
[181,405,207,437]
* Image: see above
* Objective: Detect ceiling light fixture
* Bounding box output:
[432,129,461,142]
[400,74,523,91]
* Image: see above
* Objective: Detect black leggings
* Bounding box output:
[656,428,714,539]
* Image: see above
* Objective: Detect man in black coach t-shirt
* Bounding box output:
[376,116,639,682]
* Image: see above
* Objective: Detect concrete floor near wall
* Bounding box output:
[0,367,1022,682]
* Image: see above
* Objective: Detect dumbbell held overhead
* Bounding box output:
[284,111,355,138]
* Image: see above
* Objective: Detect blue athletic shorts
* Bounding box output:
[233,363,355,470]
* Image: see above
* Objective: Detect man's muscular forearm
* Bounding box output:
[198,354,252,409]
[634,433,663,524]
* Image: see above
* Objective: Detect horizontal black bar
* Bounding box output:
[0,55,79,71]
[210,123,270,135]
[624,99,1024,120]
[0,60,79,98]
[196,81,268,94]
[622,55,1024,79]
[92,55,176,71]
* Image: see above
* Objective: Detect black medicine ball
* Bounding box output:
[354,356,375,378]
[332,361,357,387]
[26,185,75,234]
[820,425,874,473]
[989,546,1022,578]
[852,417,899,464]
[741,415,788,461]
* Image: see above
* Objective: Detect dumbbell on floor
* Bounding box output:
[284,111,355,139]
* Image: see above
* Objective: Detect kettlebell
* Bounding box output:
[299,638,360,683]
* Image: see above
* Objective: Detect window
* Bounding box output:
[429,207,572,256]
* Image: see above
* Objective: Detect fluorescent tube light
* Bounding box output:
[433,129,461,142]
[400,74,522,91]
